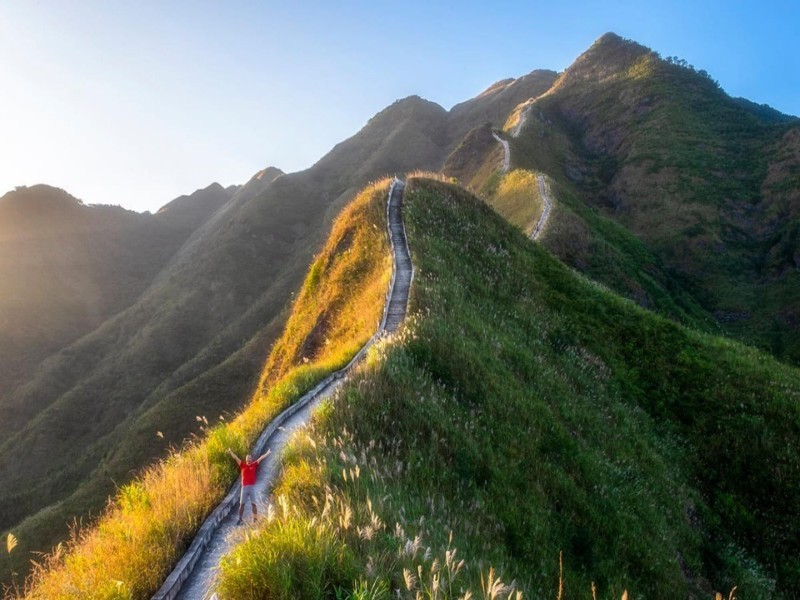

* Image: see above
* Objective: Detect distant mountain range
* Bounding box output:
[0,69,557,580]
[2,31,798,587]
[529,34,800,363]
[448,33,799,360]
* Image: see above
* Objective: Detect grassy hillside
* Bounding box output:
[6,31,799,593]
[507,33,800,362]
[443,125,714,331]
[485,168,544,235]
[214,177,800,599]
[0,183,233,404]
[0,93,452,581]
[6,180,393,599]
[447,70,557,142]
[0,67,575,583]
[0,172,289,577]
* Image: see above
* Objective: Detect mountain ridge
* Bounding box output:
[3,31,799,593]
[495,32,800,361]
[0,63,551,580]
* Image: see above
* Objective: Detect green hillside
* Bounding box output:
[445,34,800,364]
[216,177,800,599]
[4,31,799,596]
[445,134,716,335]
[507,34,800,362]
[0,183,234,404]
[0,92,451,579]
[10,180,393,599]
[0,70,564,585]
[447,70,557,141]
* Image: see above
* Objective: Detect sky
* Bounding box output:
[1,0,798,213]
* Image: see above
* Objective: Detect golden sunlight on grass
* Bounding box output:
[17,180,393,599]
[625,55,658,80]
[263,178,393,382]
[488,169,542,235]
[405,170,456,184]
[212,177,785,598]
[26,450,217,599]
[502,99,533,134]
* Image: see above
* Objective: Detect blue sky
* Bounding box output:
[1,0,798,212]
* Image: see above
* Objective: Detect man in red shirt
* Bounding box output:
[226,448,270,525]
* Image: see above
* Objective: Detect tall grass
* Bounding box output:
[215,177,800,599]
[216,379,525,599]
[22,450,217,599]
[484,169,543,236]
[17,175,799,598]
[10,180,393,600]
[506,36,800,363]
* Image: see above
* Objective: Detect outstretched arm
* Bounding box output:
[255,449,271,464]
[226,448,242,465]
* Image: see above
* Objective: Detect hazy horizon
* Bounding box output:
[2,0,798,213]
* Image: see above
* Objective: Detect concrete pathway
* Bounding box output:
[176,385,336,600]
[491,131,511,173]
[492,105,554,240]
[532,175,552,240]
[511,103,533,138]
[152,179,412,600]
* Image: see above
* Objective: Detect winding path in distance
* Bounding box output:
[493,106,553,241]
[491,130,511,173]
[531,175,552,241]
[152,178,413,600]
[511,103,534,138]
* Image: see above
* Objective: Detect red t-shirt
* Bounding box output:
[239,461,259,486]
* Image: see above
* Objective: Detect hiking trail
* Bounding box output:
[493,107,553,240]
[531,175,552,241]
[152,178,413,600]
[491,130,511,173]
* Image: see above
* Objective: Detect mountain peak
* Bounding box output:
[378,95,446,117]
[447,69,558,140]
[587,32,651,56]
[0,184,85,222]
[1,183,83,204]
[154,182,238,228]
[476,78,516,99]
[548,31,654,94]
[252,166,284,182]
[594,31,625,46]
[156,182,229,213]
[582,31,651,65]
[396,94,434,106]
